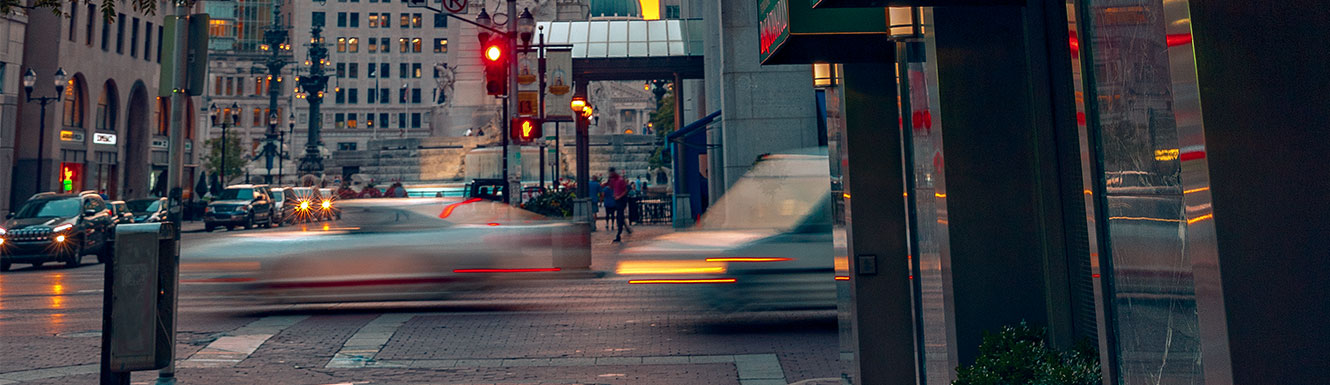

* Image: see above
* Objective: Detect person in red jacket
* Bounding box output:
[607,168,632,242]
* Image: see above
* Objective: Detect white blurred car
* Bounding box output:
[615,151,841,312]
[183,198,583,304]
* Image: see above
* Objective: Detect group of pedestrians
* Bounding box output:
[590,168,651,243]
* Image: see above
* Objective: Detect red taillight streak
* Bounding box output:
[181,277,257,283]
[1165,33,1192,47]
[487,222,501,226]
[439,198,484,219]
[266,276,459,289]
[629,278,737,284]
[452,268,561,273]
[704,257,792,262]
[1179,150,1206,161]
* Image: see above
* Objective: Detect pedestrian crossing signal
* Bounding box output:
[510,118,543,143]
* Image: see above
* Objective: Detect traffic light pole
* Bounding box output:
[505,0,519,206]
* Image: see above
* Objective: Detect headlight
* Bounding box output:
[321,200,331,209]
[55,234,66,243]
[0,228,6,235]
[52,224,74,233]
[299,201,310,210]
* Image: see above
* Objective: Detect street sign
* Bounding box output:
[442,0,467,14]
[517,91,540,117]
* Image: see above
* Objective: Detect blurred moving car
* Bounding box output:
[284,187,327,223]
[126,197,166,223]
[318,188,340,220]
[269,188,287,227]
[205,185,276,231]
[182,197,583,303]
[0,191,116,271]
[615,151,838,312]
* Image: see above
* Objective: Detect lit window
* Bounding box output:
[433,38,447,53]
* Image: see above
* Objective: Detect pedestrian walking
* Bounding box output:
[607,168,631,242]
[588,176,602,232]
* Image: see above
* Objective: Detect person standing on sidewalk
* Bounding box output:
[588,175,602,232]
[607,168,632,242]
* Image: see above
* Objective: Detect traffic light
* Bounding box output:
[482,37,507,96]
[510,117,543,143]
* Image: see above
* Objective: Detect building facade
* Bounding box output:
[10,2,205,213]
[0,12,25,216]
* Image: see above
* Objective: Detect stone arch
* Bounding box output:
[124,81,151,198]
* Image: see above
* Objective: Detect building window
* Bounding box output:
[348,37,359,52]
[412,63,422,78]
[337,12,347,27]
[85,4,95,44]
[156,25,163,63]
[411,88,421,103]
[367,64,377,78]
[336,63,346,77]
[411,38,421,53]
[379,63,389,78]
[101,15,110,51]
[337,37,346,52]
[399,63,408,79]
[665,5,680,19]
[411,113,421,128]
[433,38,447,53]
[367,88,377,103]
[335,113,345,128]
[68,3,78,41]
[379,88,389,104]
[225,77,234,95]
[347,113,358,128]
[397,112,406,128]
[380,37,390,52]
[253,107,263,127]
[335,88,345,104]
[433,13,446,28]
[95,83,117,131]
[368,38,378,53]
[63,77,85,128]
[350,12,359,28]
[144,22,153,61]
[400,13,409,28]
[130,18,140,58]
[115,13,125,54]
[312,11,325,27]
[349,63,359,78]
[379,13,391,28]
[338,142,357,151]
[379,113,388,128]
[411,13,422,28]
[368,14,379,28]
[398,37,408,53]
[348,88,359,104]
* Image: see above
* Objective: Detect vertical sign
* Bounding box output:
[543,48,573,122]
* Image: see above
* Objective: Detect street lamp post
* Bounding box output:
[209,102,241,185]
[23,67,67,193]
[297,26,331,179]
[279,112,293,184]
[260,2,290,185]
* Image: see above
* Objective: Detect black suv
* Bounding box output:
[1,191,115,271]
[205,184,276,231]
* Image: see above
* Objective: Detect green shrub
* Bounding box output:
[522,190,575,218]
[953,322,1100,385]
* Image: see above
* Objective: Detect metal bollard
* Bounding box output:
[100,222,177,385]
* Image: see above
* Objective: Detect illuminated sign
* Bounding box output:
[758,0,790,61]
[59,130,85,142]
[756,0,890,64]
[151,139,169,148]
[93,133,117,145]
[59,163,83,193]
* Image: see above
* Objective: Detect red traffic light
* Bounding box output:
[510,118,543,143]
[482,38,507,96]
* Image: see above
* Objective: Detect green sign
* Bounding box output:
[757,0,891,64]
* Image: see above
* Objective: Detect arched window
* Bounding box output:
[155,97,170,136]
[96,82,118,131]
[62,76,86,128]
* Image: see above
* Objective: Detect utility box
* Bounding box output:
[103,222,177,373]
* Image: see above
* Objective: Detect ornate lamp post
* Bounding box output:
[259,2,290,184]
[23,67,67,192]
[297,26,331,178]
[209,102,241,184]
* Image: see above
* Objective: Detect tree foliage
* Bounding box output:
[203,131,247,184]
[953,322,1101,385]
[5,0,160,23]
[647,90,676,169]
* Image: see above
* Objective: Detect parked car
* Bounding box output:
[108,201,135,225]
[0,191,116,271]
[125,197,167,223]
[318,188,340,220]
[204,185,276,231]
[285,187,324,223]
[614,151,838,312]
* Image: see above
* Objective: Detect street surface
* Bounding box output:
[0,222,839,384]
